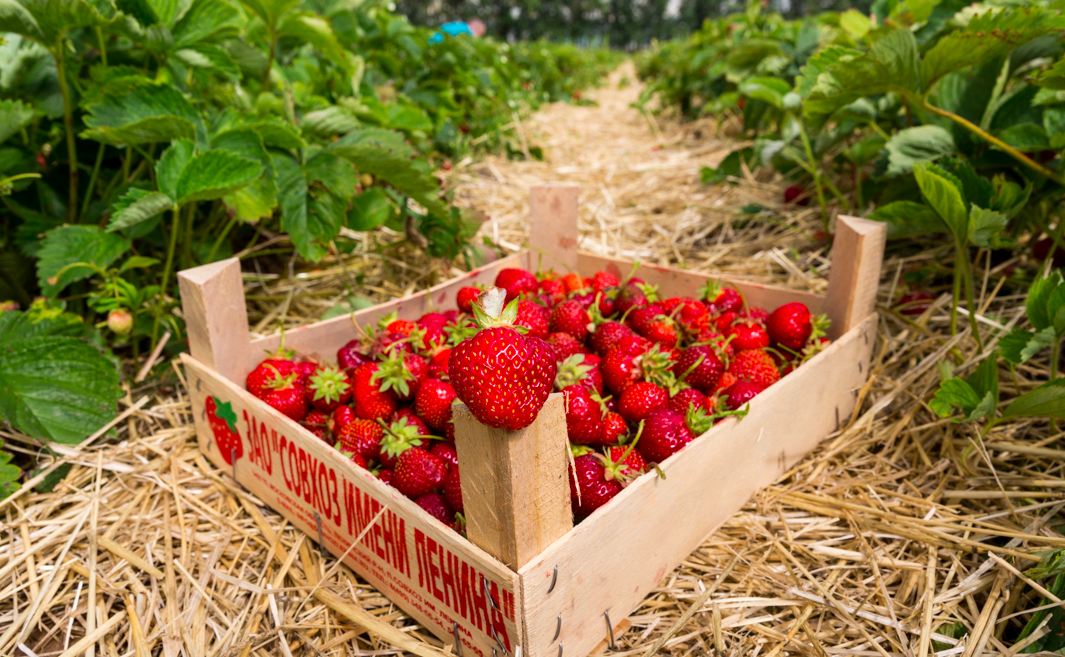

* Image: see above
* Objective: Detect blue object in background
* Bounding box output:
[429,21,474,43]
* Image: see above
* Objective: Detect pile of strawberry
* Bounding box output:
[244,265,830,530]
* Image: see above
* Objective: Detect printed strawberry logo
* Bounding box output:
[205,396,242,465]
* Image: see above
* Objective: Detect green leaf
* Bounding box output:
[156,138,194,200]
[321,295,373,320]
[920,7,1065,90]
[883,125,955,177]
[1002,379,1065,420]
[330,127,448,218]
[236,0,297,29]
[106,188,173,232]
[7,0,116,44]
[276,11,351,73]
[868,27,920,94]
[913,162,968,241]
[998,328,1042,365]
[701,148,752,185]
[966,352,999,407]
[171,0,240,46]
[305,149,356,199]
[0,301,94,342]
[386,104,433,132]
[995,123,1050,151]
[118,255,160,272]
[0,335,122,443]
[738,76,791,109]
[210,129,277,221]
[967,206,1008,247]
[1034,59,1065,91]
[274,153,325,261]
[0,99,37,145]
[0,0,45,42]
[937,158,993,210]
[81,83,204,146]
[839,8,871,39]
[1027,272,1063,331]
[172,43,240,80]
[870,201,943,239]
[796,44,861,98]
[0,449,20,501]
[347,187,391,231]
[36,225,131,296]
[929,377,982,419]
[301,106,359,135]
[175,149,262,205]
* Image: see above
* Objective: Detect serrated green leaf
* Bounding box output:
[0,303,94,342]
[347,187,391,231]
[999,328,1039,365]
[914,162,968,241]
[171,0,240,46]
[277,11,350,72]
[236,0,297,28]
[7,0,116,44]
[0,0,44,42]
[1034,59,1065,91]
[0,335,122,443]
[869,27,920,93]
[175,149,262,205]
[0,99,36,145]
[738,76,791,109]
[305,149,356,199]
[929,377,982,419]
[36,225,131,296]
[81,84,204,146]
[386,104,432,132]
[118,255,160,272]
[968,206,1008,247]
[966,352,999,406]
[884,125,955,177]
[870,201,943,239]
[106,188,173,232]
[156,138,194,200]
[1028,272,1063,331]
[839,9,870,38]
[995,122,1050,151]
[273,153,326,261]
[211,129,277,221]
[937,158,993,209]
[796,44,861,98]
[330,127,448,218]
[301,106,359,135]
[0,449,20,501]
[173,43,240,80]
[1002,379,1065,420]
[920,7,1065,90]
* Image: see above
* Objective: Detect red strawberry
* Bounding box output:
[669,388,711,416]
[495,268,538,301]
[370,331,413,360]
[570,454,622,518]
[386,317,417,337]
[330,405,356,434]
[443,467,463,513]
[394,448,447,498]
[378,469,394,485]
[714,311,738,332]
[668,298,710,332]
[428,348,452,379]
[414,378,457,432]
[337,339,372,371]
[599,411,628,445]
[430,442,459,472]
[261,372,309,421]
[305,366,352,412]
[337,419,384,461]
[638,314,677,347]
[675,345,724,391]
[591,271,619,294]
[638,408,693,463]
[373,350,427,401]
[700,281,743,315]
[351,363,398,420]
[302,409,332,442]
[539,278,566,306]
[377,416,430,468]
[246,360,297,399]
[554,353,598,391]
[727,349,780,388]
[350,452,368,469]
[601,347,641,395]
[743,306,769,325]
[516,300,551,339]
[550,300,591,341]
[766,302,825,352]
[618,381,668,422]
[295,361,317,384]
[546,332,588,363]
[561,273,586,293]
[449,288,558,430]
[722,381,763,410]
[727,321,770,351]
[415,492,453,523]
[393,407,432,436]
[562,384,602,445]
[606,445,647,475]
[615,284,650,316]
[711,372,738,396]
[457,286,482,313]
[206,396,242,465]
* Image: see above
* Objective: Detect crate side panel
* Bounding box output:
[250,251,529,366]
[519,315,876,657]
[182,355,523,656]
[577,253,825,314]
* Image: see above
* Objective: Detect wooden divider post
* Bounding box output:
[177,258,251,384]
[528,183,580,272]
[453,394,573,570]
[824,215,887,339]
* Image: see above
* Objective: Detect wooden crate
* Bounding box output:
[178,184,885,657]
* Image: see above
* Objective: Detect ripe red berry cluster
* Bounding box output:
[244,265,831,530]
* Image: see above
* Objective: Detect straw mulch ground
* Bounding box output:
[3,61,1063,657]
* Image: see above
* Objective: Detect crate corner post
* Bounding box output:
[529,183,580,272]
[824,214,887,339]
[177,257,252,384]
[453,393,573,573]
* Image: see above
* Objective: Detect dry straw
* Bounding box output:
[3,62,1063,657]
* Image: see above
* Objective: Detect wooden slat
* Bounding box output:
[249,251,533,369]
[824,215,887,339]
[182,355,523,656]
[518,315,877,657]
[577,253,826,314]
[528,183,580,273]
[454,394,573,571]
[178,258,252,384]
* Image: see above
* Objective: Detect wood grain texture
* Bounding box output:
[182,354,524,656]
[577,253,826,314]
[824,215,887,339]
[248,251,534,370]
[518,315,878,657]
[454,394,573,571]
[178,258,252,385]
[529,184,580,272]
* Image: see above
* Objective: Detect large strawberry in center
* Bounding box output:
[449,287,558,430]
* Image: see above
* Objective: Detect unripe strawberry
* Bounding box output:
[107,309,133,335]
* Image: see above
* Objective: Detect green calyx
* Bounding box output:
[698,279,723,302]
[264,364,299,391]
[641,345,687,394]
[378,311,400,331]
[371,350,416,397]
[570,443,594,458]
[377,416,434,460]
[599,420,644,483]
[470,287,528,333]
[446,320,478,345]
[636,283,660,303]
[686,405,714,436]
[310,366,350,403]
[264,323,294,360]
[810,313,831,341]
[555,354,594,389]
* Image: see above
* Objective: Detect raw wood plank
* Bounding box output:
[182,355,523,656]
[249,251,531,369]
[518,315,877,657]
[178,258,252,384]
[824,215,887,339]
[577,253,826,314]
[529,184,580,272]
[454,394,573,571]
